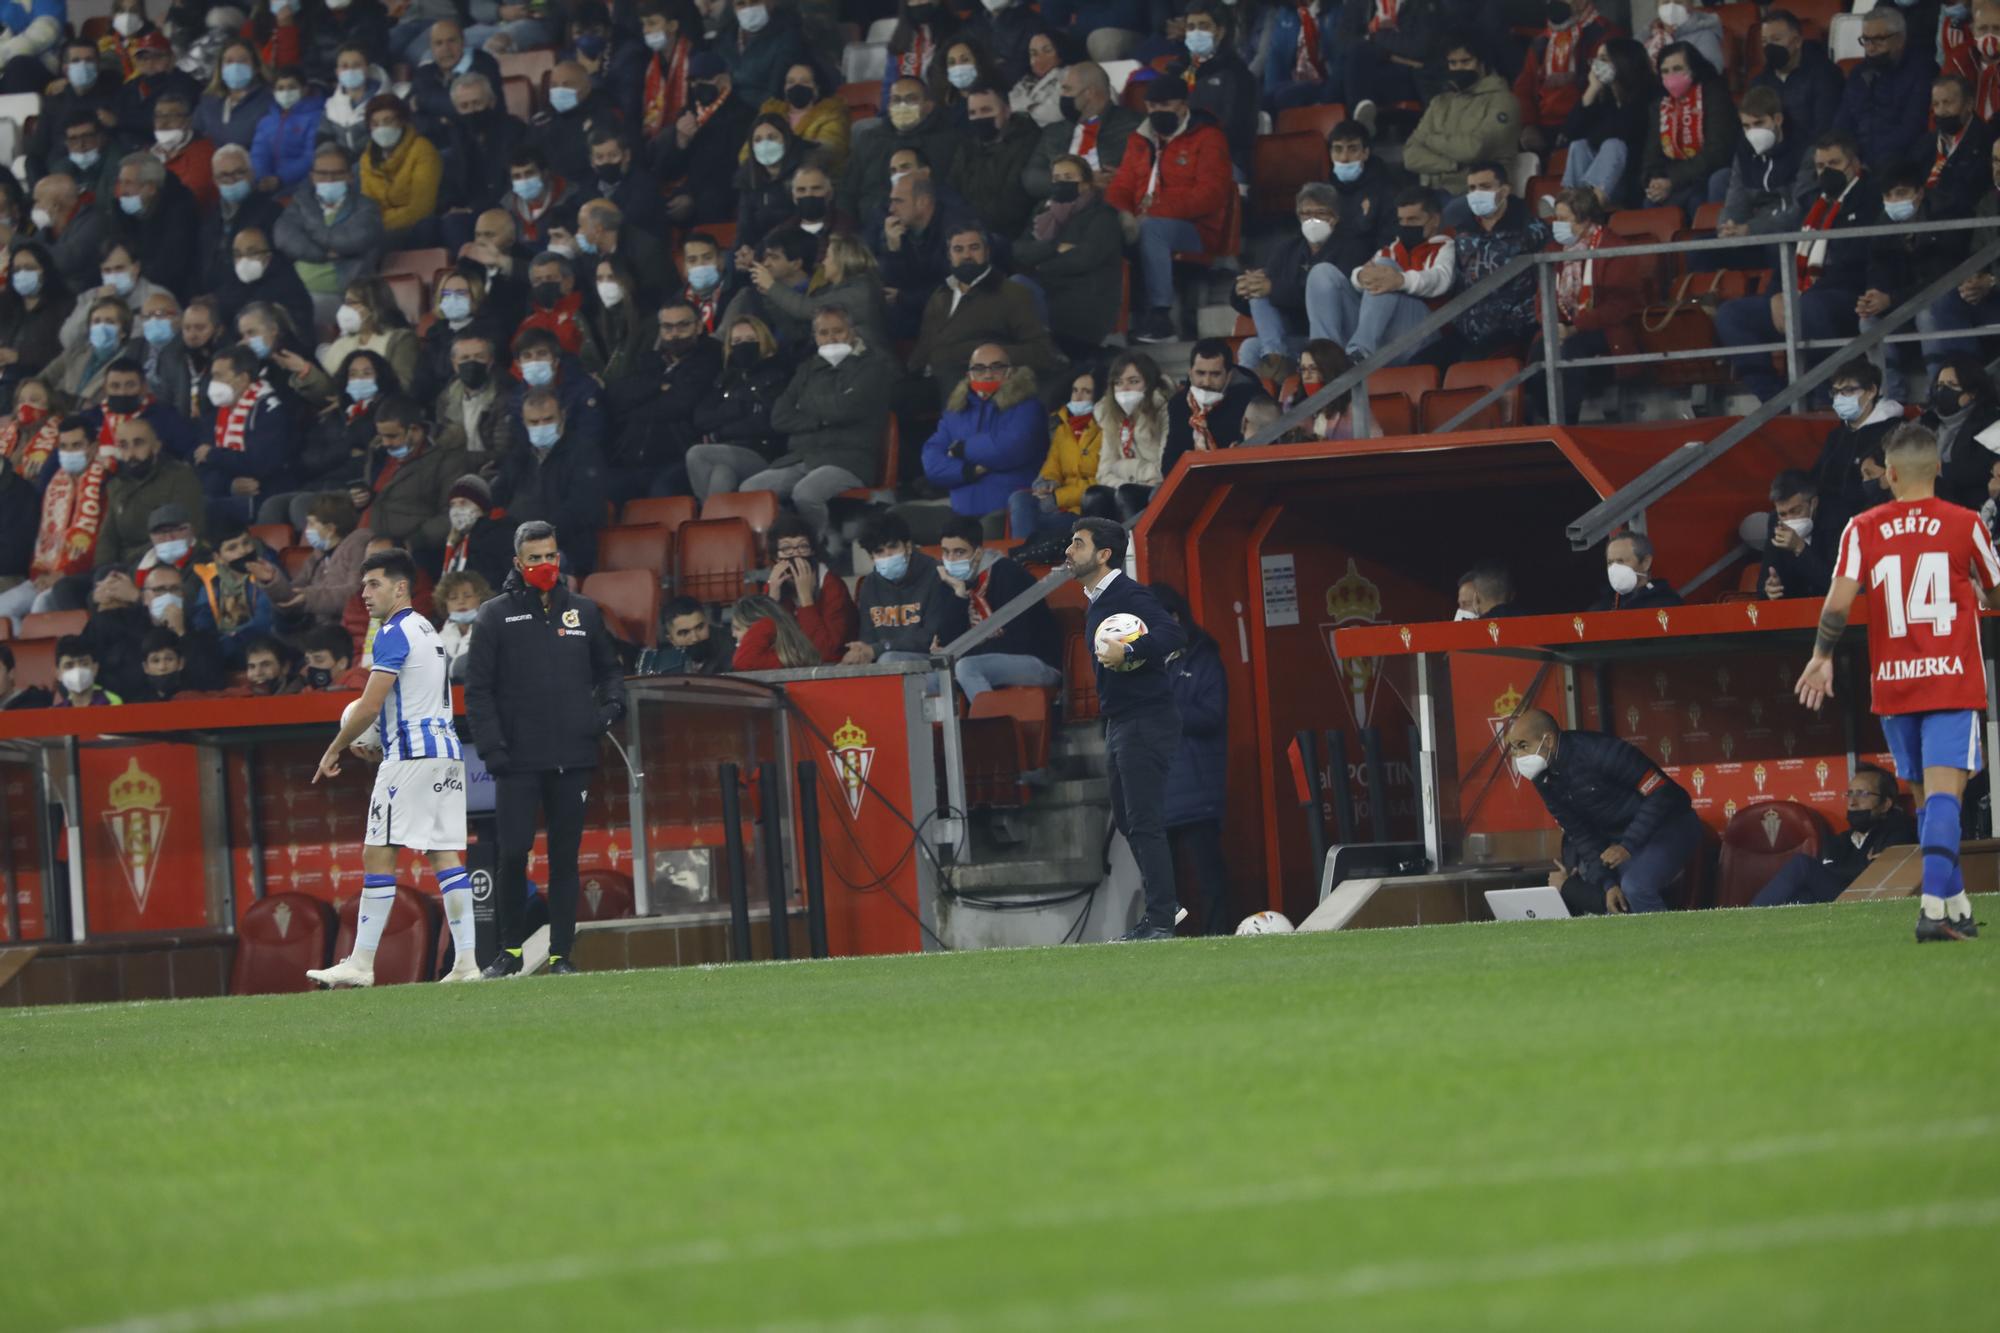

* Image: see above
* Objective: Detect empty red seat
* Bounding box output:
[279,544,314,577]
[968,685,1055,772]
[622,495,697,534]
[581,569,661,647]
[18,609,85,639]
[501,74,534,119]
[676,517,759,605]
[595,523,672,580]
[380,247,449,283]
[1274,102,1345,138]
[231,893,337,994]
[838,79,879,122]
[1420,386,1505,432]
[332,885,442,986]
[8,637,57,689]
[1366,392,1416,437]
[1366,365,1439,405]
[1063,633,1098,721]
[248,522,292,551]
[578,868,635,921]
[959,716,1032,809]
[700,489,780,540]
[1714,801,1830,909]
[1608,206,1681,247]
[1251,130,1326,220]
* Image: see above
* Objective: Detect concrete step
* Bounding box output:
[1040,775,1110,805]
[948,855,1103,894]
[966,799,1110,863]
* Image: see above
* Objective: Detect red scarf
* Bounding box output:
[1797,185,1848,292]
[213,378,270,453]
[1186,387,1216,451]
[1,406,58,479]
[1555,224,1606,320]
[1369,0,1398,34]
[642,36,689,139]
[1118,415,1137,459]
[1543,4,1595,78]
[898,24,932,78]
[96,396,152,452]
[965,567,997,624]
[31,460,110,578]
[689,286,719,331]
[1293,4,1324,84]
[1932,124,1971,187]
[1942,15,1974,80]
[515,176,565,243]
[1073,116,1101,162]
[1659,85,1705,160]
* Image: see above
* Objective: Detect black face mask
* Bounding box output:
[1049,179,1081,203]
[1863,52,1891,73]
[691,82,721,107]
[1446,66,1479,90]
[122,452,155,480]
[1934,385,1965,416]
[455,360,491,390]
[969,117,1000,143]
[1848,806,1879,832]
[951,260,985,286]
[532,280,564,308]
[1396,224,1428,249]
[683,634,715,662]
[784,84,816,109]
[796,194,829,221]
[595,161,624,185]
[1058,93,1079,122]
[1762,42,1790,72]
[1938,113,1966,137]
[1147,109,1180,136]
[662,334,699,357]
[305,665,333,689]
[1818,167,1847,198]
[1547,1,1571,23]
[105,393,140,413]
[1860,479,1891,509]
[228,553,254,573]
[146,671,180,696]
[730,341,761,365]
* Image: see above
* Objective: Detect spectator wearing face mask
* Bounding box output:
[842,511,965,666]
[1833,6,1938,173]
[358,94,442,248]
[433,569,493,673]
[410,20,503,139]
[1755,469,1834,602]
[580,256,654,390]
[1451,162,1551,356]
[1749,8,1842,147]
[1092,350,1170,506]
[1809,359,1904,537]
[111,32,196,147]
[347,395,467,568]
[515,251,586,355]
[59,239,166,353]
[132,626,196,701]
[491,389,608,575]
[1535,188,1645,418]
[1922,73,1991,222]
[686,316,792,497]
[735,115,812,246]
[52,296,145,405]
[80,564,150,694]
[274,146,386,311]
[935,513,1061,697]
[87,358,195,467]
[1013,153,1122,363]
[437,472,516,588]
[499,146,577,252]
[1161,339,1269,478]
[1108,77,1233,345]
[654,52,757,225]
[923,342,1048,525]
[1023,60,1141,198]
[639,597,728,676]
[236,633,299,694]
[504,329,606,454]
[52,636,122,708]
[200,145,286,294]
[1857,164,1966,403]
[751,61,849,175]
[261,492,372,625]
[0,415,113,631]
[1641,0,1725,75]
[1514,1,1619,155]
[763,305,896,531]
[1925,355,2000,510]
[1453,564,1518,620]
[1751,764,1915,908]
[1638,42,1738,221]
[760,514,856,655]
[101,418,205,567]
[1228,182,1339,368]
[605,296,725,497]
[1010,366,1102,545]
[1714,85,1812,253]
[25,44,119,180]
[135,560,227,689]
[281,350,401,524]
[1306,187,1453,367]
[843,76,963,222]
[0,643,54,710]
[1590,530,1681,613]
[193,514,278,662]
[195,38,274,155]
[949,83,1040,239]
[1402,41,1520,197]
[298,621,370,689]
[1559,36,1653,211]
[433,332,509,463]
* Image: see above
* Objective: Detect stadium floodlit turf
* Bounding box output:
[9,899,1999,1332]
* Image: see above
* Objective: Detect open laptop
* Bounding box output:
[1484,887,1572,921]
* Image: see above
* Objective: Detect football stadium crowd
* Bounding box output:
[0,0,1994,724]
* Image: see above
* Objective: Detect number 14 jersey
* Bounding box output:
[1836,497,2000,716]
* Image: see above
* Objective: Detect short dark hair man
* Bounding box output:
[463,519,628,976]
[638,595,725,676]
[1751,764,1916,906]
[1759,468,1836,601]
[1502,708,1705,915]
[1161,338,1270,477]
[1455,564,1517,620]
[843,512,965,665]
[1066,515,1188,940]
[1590,530,1683,613]
[938,514,1061,699]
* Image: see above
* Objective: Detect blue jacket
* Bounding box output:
[195,385,297,497]
[1162,635,1227,826]
[921,368,1048,516]
[1833,47,1937,171]
[1528,729,1691,890]
[1083,572,1187,719]
[194,85,275,153]
[0,0,60,35]
[83,401,196,461]
[250,95,326,191]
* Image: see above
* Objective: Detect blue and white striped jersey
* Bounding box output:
[370,607,463,762]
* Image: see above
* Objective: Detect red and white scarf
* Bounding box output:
[1,406,58,479]
[642,36,689,139]
[31,460,110,578]
[1943,14,1974,80]
[1797,180,1853,292]
[1658,85,1705,160]
[1543,3,1596,78]
[1293,3,1325,84]
[1368,0,1398,34]
[1932,123,1971,187]
[213,378,270,454]
[1117,414,1138,459]
[1186,387,1216,452]
[1555,223,1607,320]
[95,396,152,453]
[898,24,932,78]
[689,285,720,332]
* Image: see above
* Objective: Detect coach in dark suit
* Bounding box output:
[463,519,627,976]
[1067,517,1188,940]
[1752,763,1915,906]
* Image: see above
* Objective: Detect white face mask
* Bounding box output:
[1781,515,1814,542]
[1745,126,1777,155]
[114,11,143,35]
[208,378,238,407]
[818,342,853,366]
[449,503,481,531]
[735,3,768,32]
[1300,217,1333,245]
[60,665,96,695]
[1512,739,1550,781]
[154,128,187,150]
[335,304,363,335]
[1190,385,1223,408]
[1656,2,1688,27]
[1114,388,1144,413]
[596,280,625,307]
[30,205,52,230]
[1453,608,1477,622]
[1589,59,1614,84]
[1607,561,1641,595]
[235,257,267,284]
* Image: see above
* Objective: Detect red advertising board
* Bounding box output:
[78,745,211,934]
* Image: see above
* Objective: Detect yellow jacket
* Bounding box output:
[360,133,442,233]
[1037,411,1101,512]
[748,96,852,176]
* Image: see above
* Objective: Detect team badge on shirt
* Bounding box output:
[563,609,580,629]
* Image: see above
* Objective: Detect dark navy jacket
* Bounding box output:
[1529,729,1691,889]
[1083,572,1187,719]
[1162,635,1227,826]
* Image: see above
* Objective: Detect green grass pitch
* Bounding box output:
[8,899,1998,1331]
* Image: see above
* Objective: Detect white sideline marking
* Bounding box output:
[66,1118,2000,1333]
[745,1196,2000,1332]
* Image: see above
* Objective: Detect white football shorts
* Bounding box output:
[365,758,468,851]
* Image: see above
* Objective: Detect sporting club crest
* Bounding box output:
[102,758,168,915]
[1319,559,1387,729]
[828,717,875,817]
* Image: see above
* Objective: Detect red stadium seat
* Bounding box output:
[1443,357,1524,426]
[249,522,292,551]
[1366,365,1438,408]
[1608,207,1682,248]
[1690,201,1725,234]
[19,609,85,639]
[1274,102,1345,138]
[1714,801,1830,909]
[8,637,56,689]
[1366,392,1415,436]
[675,518,759,605]
[382,273,426,328]
[1251,130,1326,220]
[700,489,780,540]
[0,619,10,641]
[1420,386,1504,432]
[332,886,442,986]
[496,49,556,89]
[968,686,1055,773]
[279,544,314,577]
[231,893,338,995]
[838,416,902,500]
[578,867,636,921]
[1063,632,1098,721]
[595,523,672,580]
[838,79,879,122]
[622,495,697,533]
[1713,2,1760,90]
[501,74,534,120]
[581,569,661,647]
[958,716,1032,808]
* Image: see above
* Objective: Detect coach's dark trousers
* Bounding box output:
[1107,705,1183,929]
[493,766,592,961]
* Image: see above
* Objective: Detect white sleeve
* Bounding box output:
[1401,241,1457,299]
[1837,518,1864,583]
[1972,516,2000,591]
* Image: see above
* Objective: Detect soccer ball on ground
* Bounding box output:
[1236,911,1295,936]
[342,699,381,754]
[1094,613,1147,671]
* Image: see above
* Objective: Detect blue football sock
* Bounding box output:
[1920,794,1962,903]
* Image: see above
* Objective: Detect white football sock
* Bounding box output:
[1945,892,1974,922]
[353,884,397,958]
[438,870,477,964]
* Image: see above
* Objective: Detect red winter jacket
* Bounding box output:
[1104,114,1234,254]
[771,564,857,661]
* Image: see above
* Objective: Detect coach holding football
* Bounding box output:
[464,521,627,976]
[1067,518,1188,941]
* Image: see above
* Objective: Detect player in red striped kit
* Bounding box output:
[1796,424,2000,941]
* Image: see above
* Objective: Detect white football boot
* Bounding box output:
[306,955,375,988]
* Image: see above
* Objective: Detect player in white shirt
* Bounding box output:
[307,549,481,987]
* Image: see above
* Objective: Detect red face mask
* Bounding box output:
[15,401,44,425]
[969,377,1003,397]
[522,561,560,591]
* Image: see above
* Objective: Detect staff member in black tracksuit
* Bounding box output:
[1067,517,1188,941]
[1503,709,1705,916]
[464,519,627,976]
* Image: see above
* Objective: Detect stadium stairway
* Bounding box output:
[937,722,1137,948]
